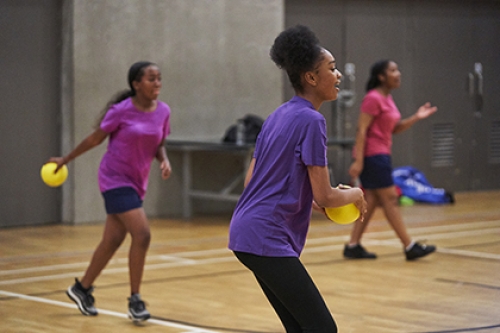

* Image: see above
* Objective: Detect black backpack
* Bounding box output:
[222,114,264,144]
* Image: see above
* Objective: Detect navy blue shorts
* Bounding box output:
[102,187,143,214]
[359,154,394,189]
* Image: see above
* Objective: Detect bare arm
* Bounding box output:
[156,144,172,180]
[393,102,437,134]
[49,128,108,171]
[349,112,373,179]
[244,158,256,187]
[308,165,366,220]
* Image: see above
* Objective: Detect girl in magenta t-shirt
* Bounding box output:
[346,60,438,261]
[229,25,366,333]
[49,61,171,322]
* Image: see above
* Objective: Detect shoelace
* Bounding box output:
[132,300,145,311]
[84,294,95,305]
[130,299,146,312]
[83,288,95,305]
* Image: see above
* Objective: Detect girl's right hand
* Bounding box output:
[336,185,367,222]
[353,188,367,222]
[48,157,66,172]
[349,160,363,179]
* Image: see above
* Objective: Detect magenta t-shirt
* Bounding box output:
[228,96,328,257]
[361,89,401,156]
[98,97,171,199]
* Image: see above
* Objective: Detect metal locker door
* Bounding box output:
[466,5,500,190]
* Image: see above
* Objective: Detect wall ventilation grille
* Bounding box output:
[432,123,455,167]
[489,120,500,164]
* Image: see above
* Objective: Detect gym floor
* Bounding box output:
[1,190,499,333]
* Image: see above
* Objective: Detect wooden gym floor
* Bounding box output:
[1,190,499,333]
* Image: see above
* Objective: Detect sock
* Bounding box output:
[405,241,415,252]
[347,243,359,248]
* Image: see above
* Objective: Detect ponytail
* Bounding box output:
[365,59,390,92]
[94,61,155,129]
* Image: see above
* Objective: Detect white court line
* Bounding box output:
[1,220,497,274]
[305,221,500,245]
[358,239,500,260]
[0,289,220,333]
[0,252,223,277]
[1,221,499,286]
[4,220,497,273]
[0,256,238,286]
[0,261,90,276]
[157,255,197,263]
[434,247,500,260]
[302,240,500,262]
[412,227,500,241]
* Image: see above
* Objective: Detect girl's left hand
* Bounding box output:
[312,200,326,215]
[416,102,438,119]
[160,160,172,180]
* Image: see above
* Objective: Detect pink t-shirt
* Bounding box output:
[98,97,171,199]
[360,89,401,156]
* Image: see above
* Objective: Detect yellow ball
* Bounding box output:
[40,162,68,187]
[325,203,360,225]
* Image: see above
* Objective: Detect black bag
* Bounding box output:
[222,114,264,143]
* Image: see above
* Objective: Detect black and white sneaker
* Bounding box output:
[405,242,436,261]
[66,278,98,316]
[128,294,150,322]
[343,244,377,259]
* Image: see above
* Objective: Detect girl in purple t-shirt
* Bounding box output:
[49,61,171,322]
[346,60,438,261]
[228,25,366,333]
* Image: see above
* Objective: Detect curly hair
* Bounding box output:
[270,25,324,93]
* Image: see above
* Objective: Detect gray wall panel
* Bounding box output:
[66,0,284,222]
[286,0,500,192]
[0,0,62,227]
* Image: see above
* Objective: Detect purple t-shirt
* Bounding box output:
[228,96,328,257]
[98,97,171,199]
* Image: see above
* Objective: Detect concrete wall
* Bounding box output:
[63,0,284,223]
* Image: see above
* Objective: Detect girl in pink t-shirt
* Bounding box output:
[48,61,171,322]
[346,60,438,261]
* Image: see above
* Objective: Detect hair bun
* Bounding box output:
[270,25,323,93]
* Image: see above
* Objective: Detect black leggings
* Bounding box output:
[234,251,337,333]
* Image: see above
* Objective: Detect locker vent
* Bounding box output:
[432,123,454,167]
[490,121,500,164]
